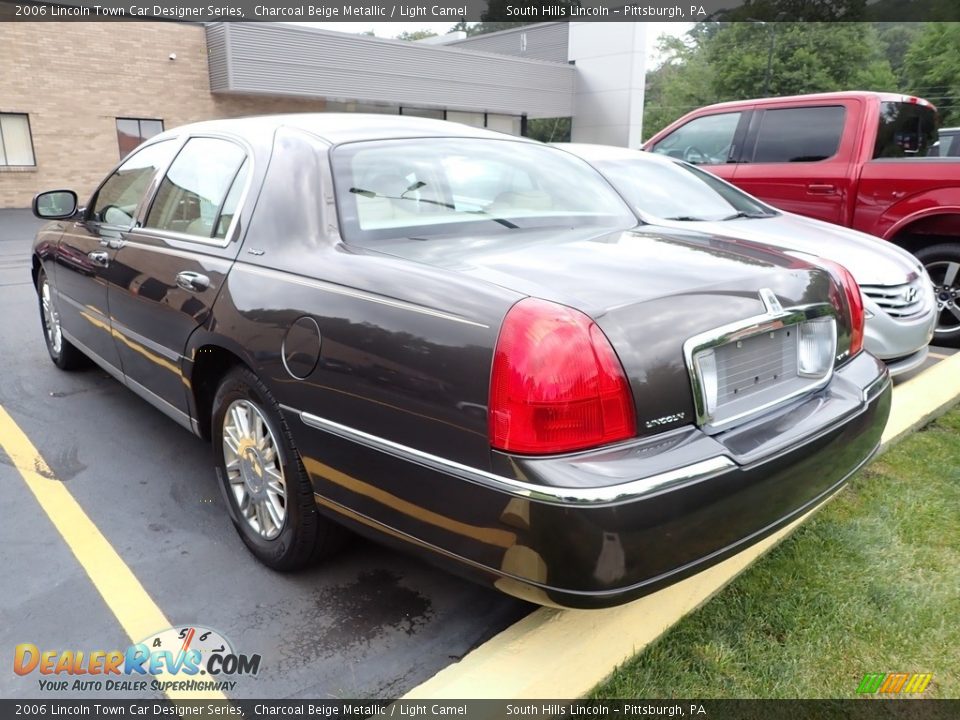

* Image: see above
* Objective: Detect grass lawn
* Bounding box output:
[591,407,960,699]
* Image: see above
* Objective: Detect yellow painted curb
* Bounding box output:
[881,351,960,446]
[404,351,960,700]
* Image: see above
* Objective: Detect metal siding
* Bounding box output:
[208,23,574,118]
[205,23,229,91]
[447,23,570,64]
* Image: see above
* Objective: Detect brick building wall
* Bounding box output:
[0,22,329,208]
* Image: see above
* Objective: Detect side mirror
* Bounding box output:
[33,190,78,220]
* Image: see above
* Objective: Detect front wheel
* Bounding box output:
[37,268,86,370]
[916,244,960,348]
[211,366,344,570]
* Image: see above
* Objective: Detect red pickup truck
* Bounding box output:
[644,91,960,347]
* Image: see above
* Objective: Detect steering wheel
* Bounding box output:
[682,146,708,164]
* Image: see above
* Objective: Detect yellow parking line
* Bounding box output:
[0,405,224,701]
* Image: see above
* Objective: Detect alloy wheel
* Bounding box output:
[928,260,960,340]
[40,278,62,355]
[221,399,287,540]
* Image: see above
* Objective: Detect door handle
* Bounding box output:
[176,271,210,292]
[807,183,837,195]
[87,250,110,267]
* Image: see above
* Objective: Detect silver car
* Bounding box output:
[559,143,937,376]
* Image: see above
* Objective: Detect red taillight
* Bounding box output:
[489,298,637,454]
[819,259,865,357]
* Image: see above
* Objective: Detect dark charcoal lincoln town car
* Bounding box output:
[31,115,891,608]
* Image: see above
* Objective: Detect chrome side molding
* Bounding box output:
[282,405,737,507]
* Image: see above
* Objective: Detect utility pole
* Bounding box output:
[763,23,776,97]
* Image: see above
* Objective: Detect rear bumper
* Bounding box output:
[286,352,891,609]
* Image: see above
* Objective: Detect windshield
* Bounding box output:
[874,101,939,158]
[331,139,635,243]
[594,157,774,222]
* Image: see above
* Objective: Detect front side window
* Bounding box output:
[145,138,247,239]
[0,113,36,166]
[750,106,845,163]
[91,140,177,226]
[331,138,634,243]
[117,118,164,158]
[650,112,742,165]
[874,102,939,158]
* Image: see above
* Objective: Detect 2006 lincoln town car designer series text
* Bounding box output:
[30,115,892,608]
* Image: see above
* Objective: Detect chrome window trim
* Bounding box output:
[281,405,736,507]
[683,301,839,433]
[137,132,255,249]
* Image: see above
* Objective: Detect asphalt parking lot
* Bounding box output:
[1,208,956,701]
[0,209,529,700]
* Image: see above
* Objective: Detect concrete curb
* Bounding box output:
[403,351,960,700]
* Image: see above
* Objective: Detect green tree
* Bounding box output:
[641,22,897,140]
[903,23,960,124]
[525,117,571,143]
[876,22,924,85]
[642,32,716,139]
[395,29,439,42]
[706,23,895,99]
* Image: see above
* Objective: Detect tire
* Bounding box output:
[36,268,86,370]
[915,243,960,349]
[211,366,344,570]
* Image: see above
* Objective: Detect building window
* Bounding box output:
[400,107,445,120]
[0,113,36,167]
[116,118,164,158]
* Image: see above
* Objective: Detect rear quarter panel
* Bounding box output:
[854,160,960,238]
[199,126,521,471]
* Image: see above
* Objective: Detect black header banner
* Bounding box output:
[1,700,960,720]
[1,0,959,21]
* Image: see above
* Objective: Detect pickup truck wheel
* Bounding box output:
[916,244,960,348]
[212,366,345,570]
[37,268,86,370]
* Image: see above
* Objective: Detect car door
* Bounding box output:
[731,104,855,224]
[107,136,250,427]
[646,111,750,184]
[54,140,178,375]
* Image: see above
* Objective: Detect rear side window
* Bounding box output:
[749,106,845,163]
[145,138,247,239]
[650,112,742,165]
[874,101,939,158]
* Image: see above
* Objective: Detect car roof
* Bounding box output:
[689,91,936,113]
[150,113,532,147]
[555,143,675,165]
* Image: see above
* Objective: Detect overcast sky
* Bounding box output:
[291,22,692,66]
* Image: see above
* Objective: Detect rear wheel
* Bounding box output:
[211,366,344,570]
[916,244,960,348]
[37,268,86,370]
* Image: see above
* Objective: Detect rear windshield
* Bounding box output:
[874,102,939,158]
[330,138,635,243]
